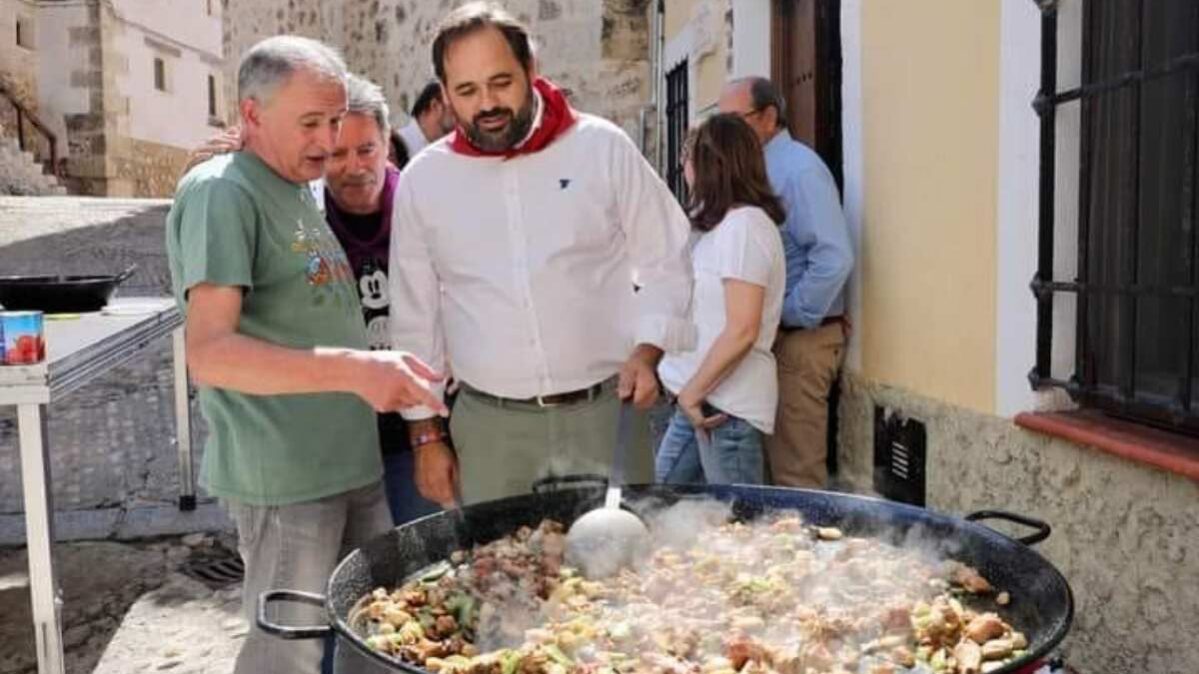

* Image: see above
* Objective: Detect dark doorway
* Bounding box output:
[771,0,843,188]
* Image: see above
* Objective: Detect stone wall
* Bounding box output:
[0,0,46,164]
[0,0,40,113]
[110,137,189,198]
[836,371,1199,674]
[57,0,135,197]
[222,0,653,144]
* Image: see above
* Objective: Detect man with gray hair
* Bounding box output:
[718,76,854,489]
[166,35,444,674]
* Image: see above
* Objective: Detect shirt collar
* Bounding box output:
[764,129,792,158]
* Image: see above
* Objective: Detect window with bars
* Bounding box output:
[1032,0,1199,434]
[664,61,689,203]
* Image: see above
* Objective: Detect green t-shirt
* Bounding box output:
[166,151,382,505]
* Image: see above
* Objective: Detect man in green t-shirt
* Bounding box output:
[166,36,444,674]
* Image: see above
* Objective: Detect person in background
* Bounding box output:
[717,77,853,488]
[655,114,787,486]
[166,36,443,674]
[389,80,457,169]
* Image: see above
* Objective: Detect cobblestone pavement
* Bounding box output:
[0,534,244,674]
[0,196,220,540]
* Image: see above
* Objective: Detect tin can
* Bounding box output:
[1,311,46,365]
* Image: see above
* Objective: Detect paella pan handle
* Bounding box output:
[531,473,609,494]
[256,590,332,640]
[113,263,138,285]
[965,510,1051,546]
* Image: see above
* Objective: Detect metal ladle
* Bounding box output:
[564,402,651,578]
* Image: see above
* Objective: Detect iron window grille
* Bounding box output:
[1031,0,1199,434]
[665,61,689,204]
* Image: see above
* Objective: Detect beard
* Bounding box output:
[461,84,536,152]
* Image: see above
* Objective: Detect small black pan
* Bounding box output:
[0,264,138,313]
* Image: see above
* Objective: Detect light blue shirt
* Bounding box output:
[764,131,854,328]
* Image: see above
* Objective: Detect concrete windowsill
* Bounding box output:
[1015,409,1199,481]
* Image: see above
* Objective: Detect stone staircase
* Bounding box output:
[0,133,66,195]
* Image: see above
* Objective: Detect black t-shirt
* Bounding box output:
[325,169,410,454]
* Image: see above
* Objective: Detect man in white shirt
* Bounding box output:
[390,80,456,169]
[391,1,694,505]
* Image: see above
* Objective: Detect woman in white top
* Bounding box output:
[655,114,787,485]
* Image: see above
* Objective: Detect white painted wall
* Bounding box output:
[993,0,1081,416]
[731,0,770,79]
[35,2,90,156]
[840,0,865,372]
[110,0,224,148]
[111,0,222,57]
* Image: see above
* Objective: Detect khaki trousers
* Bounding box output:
[765,322,846,488]
[449,378,653,504]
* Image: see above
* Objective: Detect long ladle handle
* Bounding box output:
[604,401,635,509]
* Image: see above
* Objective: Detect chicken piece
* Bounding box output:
[964,614,1006,644]
[882,604,913,632]
[953,640,982,674]
[995,591,1010,606]
[800,642,837,672]
[436,614,459,638]
[869,665,896,674]
[725,637,770,670]
[816,527,844,541]
[403,589,429,607]
[890,647,915,668]
[951,564,993,594]
[980,639,1013,661]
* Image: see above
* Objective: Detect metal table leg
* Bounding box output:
[18,403,65,674]
[172,327,196,511]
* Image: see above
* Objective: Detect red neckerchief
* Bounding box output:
[449,77,577,159]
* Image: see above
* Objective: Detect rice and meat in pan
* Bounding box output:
[351,511,1027,674]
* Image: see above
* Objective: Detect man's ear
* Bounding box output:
[239,98,260,131]
[764,105,782,132]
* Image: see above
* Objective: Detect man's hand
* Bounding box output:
[677,386,728,432]
[182,126,244,175]
[617,344,662,410]
[353,350,448,415]
[413,441,458,508]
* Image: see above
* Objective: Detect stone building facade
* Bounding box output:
[0,0,225,197]
[222,0,654,149]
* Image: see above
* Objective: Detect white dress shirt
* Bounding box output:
[390,113,695,417]
[397,120,429,157]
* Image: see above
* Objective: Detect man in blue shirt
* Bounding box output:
[718,77,854,488]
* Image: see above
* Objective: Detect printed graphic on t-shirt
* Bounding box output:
[356,259,390,350]
[290,217,358,311]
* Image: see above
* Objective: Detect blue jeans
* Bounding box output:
[381,449,442,524]
[654,406,766,485]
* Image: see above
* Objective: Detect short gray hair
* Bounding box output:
[734,76,787,130]
[238,35,348,104]
[346,74,390,136]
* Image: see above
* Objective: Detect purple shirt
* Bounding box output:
[324,166,408,452]
[325,166,400,350]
